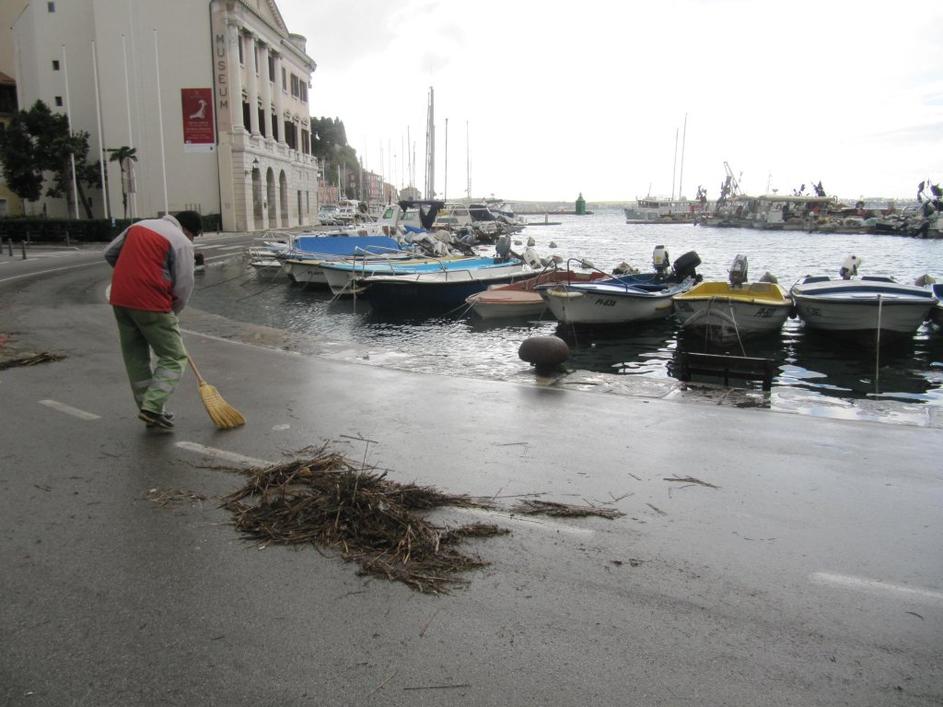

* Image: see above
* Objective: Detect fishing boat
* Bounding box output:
[281,235,406,286]
[320,254,499,296]
[790,256,937,338]
[539,247,701,326]
[465,268,606,320]
[362,260,532,312]
[672,255,793,341]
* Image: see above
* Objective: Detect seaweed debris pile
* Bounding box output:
[222,448,508,594]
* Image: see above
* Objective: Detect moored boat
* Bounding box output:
[673,255,792,342]
[465,268,606,320]
[363,261,532,312]
[790,256,937,339]
[539,247,701,326]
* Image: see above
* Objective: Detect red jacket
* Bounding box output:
[105,215,195,314]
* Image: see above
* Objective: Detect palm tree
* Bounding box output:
[107,146,137,219]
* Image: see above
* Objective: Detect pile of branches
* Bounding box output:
[222,448,507,594]
[512,499,625,519]
[0,352,65,370]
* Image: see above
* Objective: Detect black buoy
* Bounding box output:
[519,335,570,373]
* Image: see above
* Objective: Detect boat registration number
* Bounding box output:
[593,298,616,307]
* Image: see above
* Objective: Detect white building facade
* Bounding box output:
[10,0,319,231]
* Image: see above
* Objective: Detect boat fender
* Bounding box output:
[839,254,861,280]
[518,335,570,372]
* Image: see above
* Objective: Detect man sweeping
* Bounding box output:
[104,211,202,429]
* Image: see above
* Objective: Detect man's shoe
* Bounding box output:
[139,409,175,429]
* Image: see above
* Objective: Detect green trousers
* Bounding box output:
[113,306,188,414]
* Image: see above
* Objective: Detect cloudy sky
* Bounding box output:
[278,0,942,202]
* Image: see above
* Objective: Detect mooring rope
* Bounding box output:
[875,294,883,394]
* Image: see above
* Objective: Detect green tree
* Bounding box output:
[107,146,138,219]
[311,116,360,195]
[0,100,100,218]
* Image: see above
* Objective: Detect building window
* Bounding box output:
[51,60,60,71]
[271,112,279,142]
[258,106,265,137]
[281,67,286,90]
[268,55,275,82]
[290,74,299,98]
[238,35,244,64]
[242,100,251,130]
[284,120,296,149]
[54,96,63,106]
[299,82,307,103]
[301,129,309,154]
[254,43,259,73]
[47,2,55,12]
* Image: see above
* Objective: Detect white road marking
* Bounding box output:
[810,572,943,603]
[0,261,102,285]
[272,424,291,431]
[219,245,245,251]
[196,244,228,250]
[448,506,595,537]
[175,441,271,468]
[38,399,101,421]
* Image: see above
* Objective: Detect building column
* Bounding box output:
[246,34,259,135]
[259,43,273,139]
[228,23,243,130]
[274,54,285,144]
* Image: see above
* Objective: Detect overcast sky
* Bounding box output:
[278,0,942,202]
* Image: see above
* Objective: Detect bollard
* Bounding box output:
[65,231,71,247]
[5,238,11,257]
[21,241,27,260]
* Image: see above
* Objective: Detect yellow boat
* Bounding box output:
[672,256,792,340]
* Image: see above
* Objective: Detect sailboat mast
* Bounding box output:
[678,113,688,200]
[444,117,448,202]
[466,120,471,200]
[671,128,679,201]
[424,87,435,199]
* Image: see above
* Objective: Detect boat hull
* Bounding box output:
[673,282,792,337]
[365,266,531,312]
[282,259,328,285]
[541,278,692,325]
[790,278,936,336]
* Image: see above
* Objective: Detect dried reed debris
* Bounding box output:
[222,447,507,593]
[511,499,625,519]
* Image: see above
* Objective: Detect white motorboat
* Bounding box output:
[540,247,701,326]
[790,256,937,337]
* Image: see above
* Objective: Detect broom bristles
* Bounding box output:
[198,381,246,430]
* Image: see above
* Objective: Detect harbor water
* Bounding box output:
[192,210,943,422]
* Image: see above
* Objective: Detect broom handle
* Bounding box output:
[186,354,208,386]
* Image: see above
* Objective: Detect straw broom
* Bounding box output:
[187,354,246,429]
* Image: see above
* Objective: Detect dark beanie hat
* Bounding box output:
[175,210,203,236]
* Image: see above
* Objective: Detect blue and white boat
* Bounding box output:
[539,247,701,326]
[362,260,532,312]
[791,264,937,338]
[282,235,407,285]
[320,255,507,296]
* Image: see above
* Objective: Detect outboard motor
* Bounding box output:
[728,254,749,287]
[672,250,701,281]
[839,254,861,280]
[652,245,670,275]
[522,246,542,269]
[495,235,512,261]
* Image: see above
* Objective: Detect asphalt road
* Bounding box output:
[1,237,941,706]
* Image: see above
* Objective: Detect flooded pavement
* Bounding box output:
[188,212,943,427]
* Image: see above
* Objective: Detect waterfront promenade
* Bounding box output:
[1,239,941,705]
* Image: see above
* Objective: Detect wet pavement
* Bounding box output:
[1,236,941,706]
